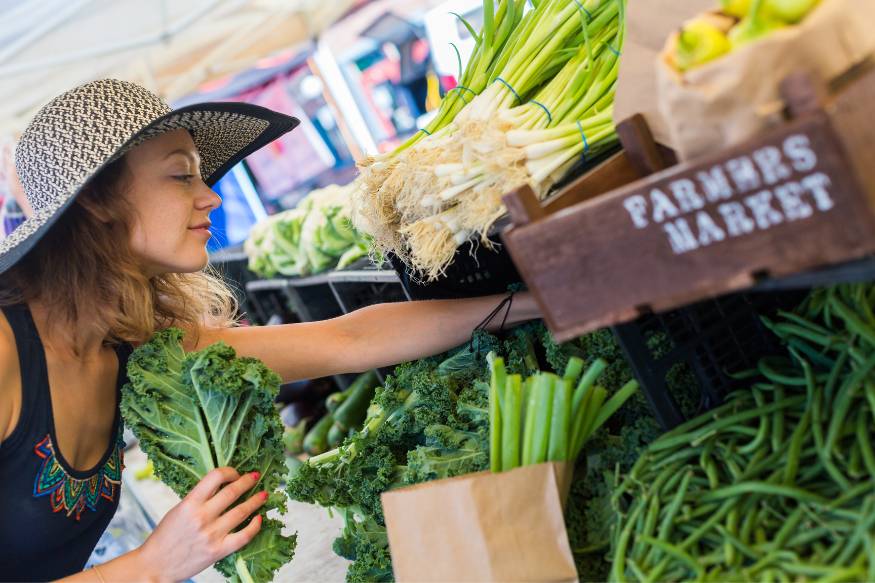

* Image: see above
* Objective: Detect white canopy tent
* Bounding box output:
[0,0,357,134]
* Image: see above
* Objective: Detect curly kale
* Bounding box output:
[543,327,663,581]
[332,508,394,583]
[122,329,295,583]
[538,324,580,373]
[404,424,488,484]
[503,323,543,376]
[344,442,405,520]
[286,398,407,522]
[287,342,491,503]
[345,542,393,583]
[587,414,661,476]
[287,334,502,582]
[564,416,660,581]
[524,322,636,395]
[376,364,458,452]
[453,379,489,431]
[288,323,663,583]
[574,329,634,393]
[436,329,501,379]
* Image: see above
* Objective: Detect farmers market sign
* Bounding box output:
[621,133,835,255]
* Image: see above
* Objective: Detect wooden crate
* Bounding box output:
[503,67,875,342]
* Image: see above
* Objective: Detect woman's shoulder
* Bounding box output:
[0,310,18,441]
[0,309,15,374]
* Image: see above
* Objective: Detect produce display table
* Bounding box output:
[194,3,875,581]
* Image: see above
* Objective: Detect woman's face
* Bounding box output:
[123,129,221,276]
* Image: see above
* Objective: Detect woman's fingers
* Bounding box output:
[215,490,269,534]
[184,467,240,505]
[203,470,261,517]
[220,514,264,557]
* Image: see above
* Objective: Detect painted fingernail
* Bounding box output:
[250,471,260,480]
[260,491,269,501]
[256,515,263,525]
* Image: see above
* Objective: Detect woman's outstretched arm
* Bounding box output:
[201,293,541,382]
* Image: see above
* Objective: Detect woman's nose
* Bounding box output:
[195,182,222,211]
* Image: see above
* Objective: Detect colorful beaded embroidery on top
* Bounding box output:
[32,430,124,521]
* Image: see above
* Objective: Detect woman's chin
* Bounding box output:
[187,251,210,273]
[147,252,210,276]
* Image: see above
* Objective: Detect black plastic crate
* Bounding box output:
[611,289,808,430]
[329,269,410,313]
[283,273,345,322]
[388,228,523,301]
[243,279,300,326]
[751,255,875,291]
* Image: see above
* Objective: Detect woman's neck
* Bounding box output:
[28,300,110,359]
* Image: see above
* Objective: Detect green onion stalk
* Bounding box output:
[353,0,625,282]
[352,0,526,260]
[398,1,624,281]
[425,19,622,210]
[401,0,526,156]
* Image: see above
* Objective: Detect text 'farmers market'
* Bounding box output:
[622,134,835,255]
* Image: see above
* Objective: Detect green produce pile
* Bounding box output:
[610,284,875,582]
[559,330,665,581]
[286,323,653,582]
[245,183,370,278]
[121,329,295,583]
[285,331,501,583]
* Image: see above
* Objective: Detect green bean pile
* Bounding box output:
[610,285,875,582]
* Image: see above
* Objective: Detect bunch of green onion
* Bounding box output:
[352,0,626,282]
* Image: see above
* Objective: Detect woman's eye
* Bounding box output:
[173,174,195,183]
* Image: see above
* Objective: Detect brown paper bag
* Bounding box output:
[381,462,576,583]
[656,0,875,160]
[613,0,713,145]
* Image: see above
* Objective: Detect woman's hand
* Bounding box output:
[60,468,268,583]
[135,467,267,582]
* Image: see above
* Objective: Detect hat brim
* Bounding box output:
[0,102,299,275]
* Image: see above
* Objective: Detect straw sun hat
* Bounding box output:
[0,78,299,274]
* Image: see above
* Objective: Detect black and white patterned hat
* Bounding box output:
[0,78,299,274]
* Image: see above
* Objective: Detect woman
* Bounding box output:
[0,79,539,581]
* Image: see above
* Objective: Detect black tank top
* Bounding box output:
[0,305,132,581]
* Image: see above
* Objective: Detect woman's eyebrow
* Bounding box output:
[163,148,201,165]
